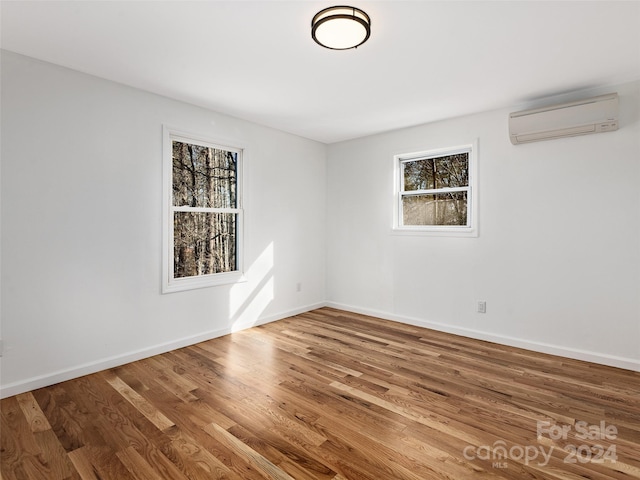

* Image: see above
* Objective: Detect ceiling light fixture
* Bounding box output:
[311,6,371,50]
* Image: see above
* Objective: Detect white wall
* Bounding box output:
[326,81,640,371]
[0,51,327,397]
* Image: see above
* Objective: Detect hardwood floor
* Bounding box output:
[2,307,640,479]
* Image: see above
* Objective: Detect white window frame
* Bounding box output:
[162,126,245,293]
[393,140,478,237]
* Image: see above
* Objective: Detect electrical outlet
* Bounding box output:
[477,301,487,314]
[296,282,302,292]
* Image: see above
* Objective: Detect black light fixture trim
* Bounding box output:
[311,6,371,50]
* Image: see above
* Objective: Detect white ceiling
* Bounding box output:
[2,1,639,144]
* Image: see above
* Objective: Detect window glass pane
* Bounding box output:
[174,212,237,278]
[172,141,237,208]
[403,153,469,191]
[402,192,468,226]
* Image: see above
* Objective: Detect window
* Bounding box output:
[163,127,243,292]
[394,142,477,236]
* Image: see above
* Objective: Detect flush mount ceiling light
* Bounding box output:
[311,6,371,50]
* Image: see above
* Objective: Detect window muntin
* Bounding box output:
[163,128,243,292]
[395,144,476,235]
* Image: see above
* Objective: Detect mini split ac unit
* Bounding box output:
[509,93,618,145]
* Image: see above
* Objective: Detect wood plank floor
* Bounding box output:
[2,307,640,479]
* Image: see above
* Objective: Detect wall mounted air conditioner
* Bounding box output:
[509,93,618,145]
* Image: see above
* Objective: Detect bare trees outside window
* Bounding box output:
[402,153,469,226]
[163,128,243,292]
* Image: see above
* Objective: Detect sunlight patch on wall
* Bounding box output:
[230,242,274,332]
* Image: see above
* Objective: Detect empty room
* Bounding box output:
[1,1,639,479]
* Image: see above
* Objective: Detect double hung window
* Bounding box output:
[163,128,243,292]
[395,143,477,236]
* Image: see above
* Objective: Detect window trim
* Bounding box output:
[162,126,245,293]
[393,140,478,237]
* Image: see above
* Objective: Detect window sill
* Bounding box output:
[392,227,478,238]
[162,271,246,294]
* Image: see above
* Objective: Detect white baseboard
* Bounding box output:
[4,300,636,398]
[230,302,326,332]
[325,302,640,373]
[0,302,326,399]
